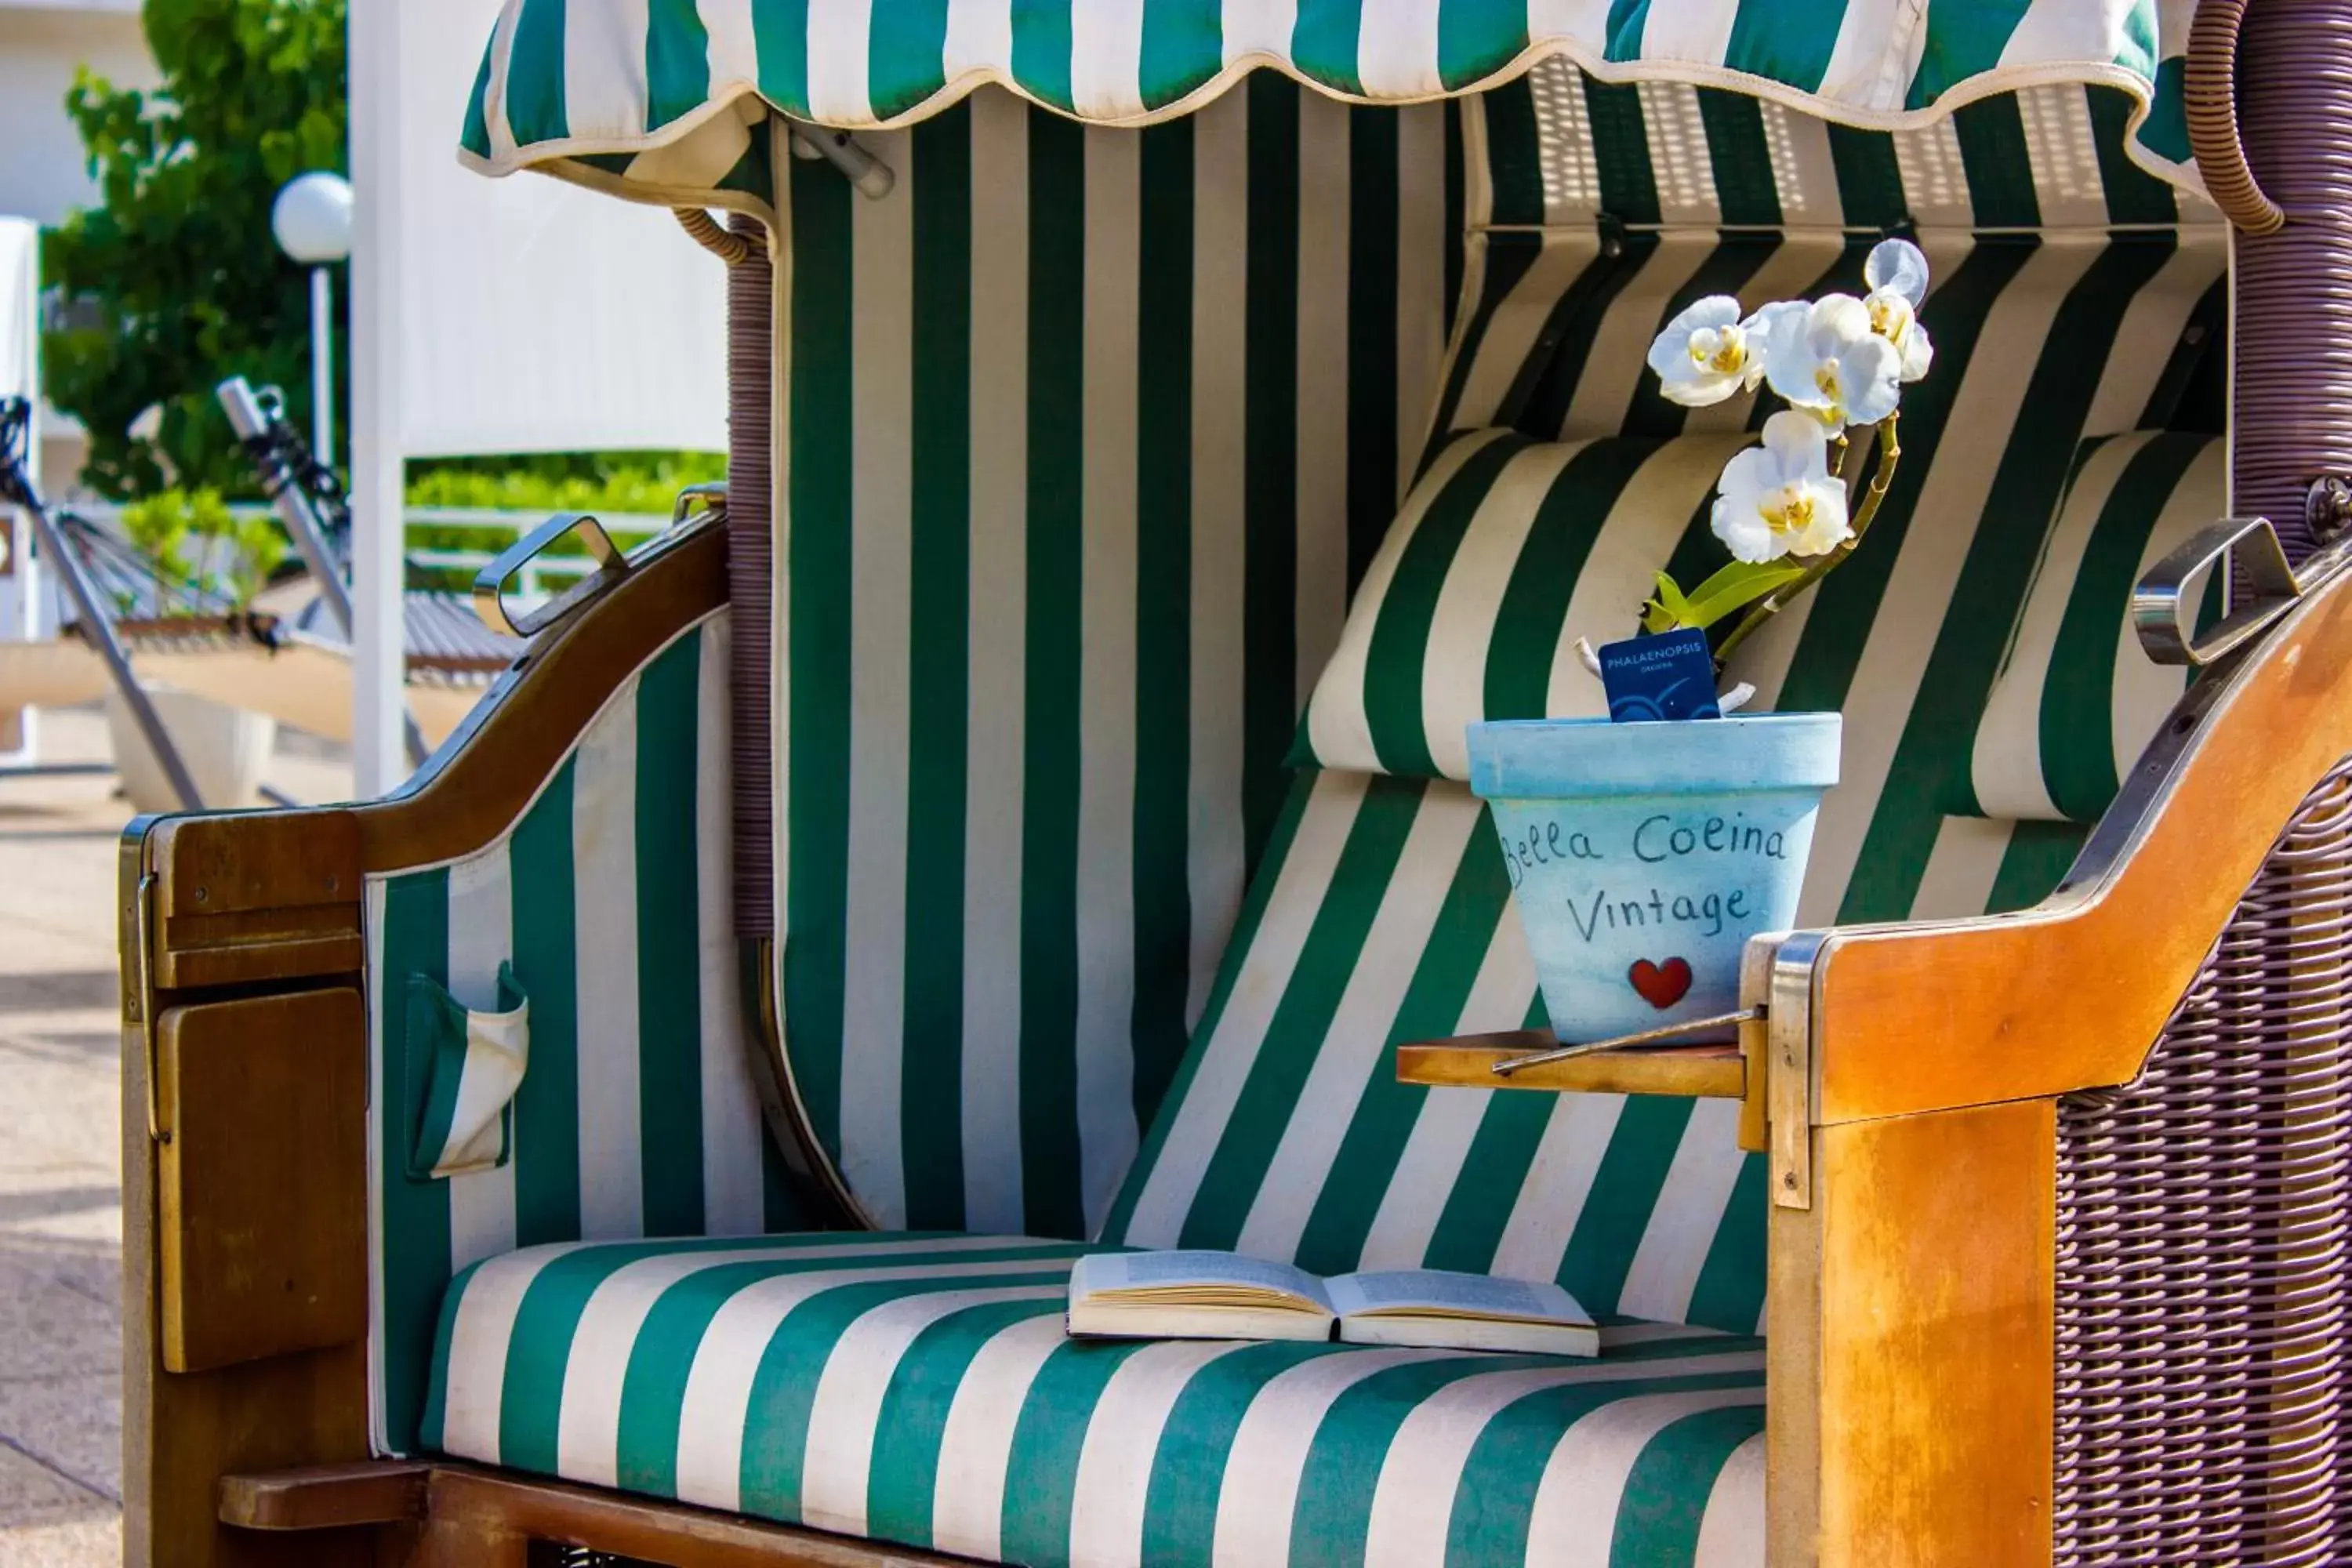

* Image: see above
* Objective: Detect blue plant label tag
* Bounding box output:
[1597,628,1722,722]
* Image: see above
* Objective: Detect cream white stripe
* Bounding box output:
[1693,1432,1769,1568]
[564,0,650,141]
[1489,1093,1628,1283]
[1618,1098,1748,1324]
[1448,237,1599,433]
[2016,86,2109,231]
[1817,0,1915,110]
[1522,56,1600,229]
[1798,240,2100,927]
[2111,444,2218,781]
[1221,0,1299,62]
[1068,1340,1254,1565]
[1077,126,1144,1233]
[1296,88,1353,711]
[1069,0,1147,118]
[931,1314,1073,1560]
[1622,0,1737,64]
[673,1253,1079,1510]
[1235,792,1482,1261]
[1211,1348,1468,1566]
[1305,430,1513,770]
[1973,435,2140,821]
[1418,442,1584,775]
[557,1236,1047,1485]
[1637,87,1721,229]
[1358,885,1539,1268]
[798,1283,1067,1536]
[1116,772,1371,1245]
[1559,230,1717,436]
[1543,435,1751,722]
[1540,1389,1769,1568]
[445,844,518,1270]
[1395,103,1448,488]
[943,0,1014,76]
[699,0,760,95]
[1890,112,1973,230]
[1356,0,1443,97]
[695,616,767,1234]
[1908,816,2017,922]
[436,1238,608,1461]
[840,143,916,1227]
[1762,106,1846,233]
[1188,89,1250,1033]
[963,92,1030,1233]
[804,0,876,125]
[573,679,644,1240]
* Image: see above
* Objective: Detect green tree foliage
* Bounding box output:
[42,0,346,500]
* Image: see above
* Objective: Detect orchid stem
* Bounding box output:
[1714,413,1900,668]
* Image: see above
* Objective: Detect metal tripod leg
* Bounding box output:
[0,416,204,812]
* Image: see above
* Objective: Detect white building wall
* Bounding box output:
[0,2,158,227]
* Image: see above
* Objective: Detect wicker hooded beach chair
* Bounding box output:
[118,2,2352,1565]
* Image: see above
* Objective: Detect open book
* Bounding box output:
[1066,1250,1596,1357]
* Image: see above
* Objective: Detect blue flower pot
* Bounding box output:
[1467,714,1842,1044]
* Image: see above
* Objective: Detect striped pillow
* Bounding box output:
[1968,433,2223,822]
[1295,427,1755,779]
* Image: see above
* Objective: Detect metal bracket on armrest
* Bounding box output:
[1768,931,1829,1210]
[473,512,630,641]
[2134,516,2352,667]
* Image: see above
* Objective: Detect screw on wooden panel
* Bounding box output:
[325,874,339,893]
[193,887,208,903]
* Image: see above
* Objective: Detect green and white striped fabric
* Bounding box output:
[1967,432,2223,822]
[775,85,1459,1241]
[1295,427,1751,779]
[370,611,798,1457]
[406,964,530,1181]
[423,1232,1766,1566]
[459,0,2205,216]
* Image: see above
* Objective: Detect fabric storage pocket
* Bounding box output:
[406,963,529,1180]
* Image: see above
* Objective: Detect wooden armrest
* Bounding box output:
[221,1462,430,1530]
[1397,1031,1745,1098]
[1780,554,2352,1128]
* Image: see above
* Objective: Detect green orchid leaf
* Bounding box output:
[1678,560,1809,630]
[1641,570,1692,633]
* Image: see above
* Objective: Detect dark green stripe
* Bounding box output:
[751,0,811,117]
[1515,233,1654,435]
[1952,96,2042,230]
[380,869,452,1454]
[1292,829,1512,1274]
[644,0,712,131]
[406,979,466,1181]
[1438,1,1526,88]
[1420,994,1550,1274]
[783,155,855,1166]
[1009,0,1075,111]
[1558,1096,1697,1315]
[1099,771,1314,1245]
[1681,1152,1769,1334]
[2042,435,2205,820]
[1479,75,1545,232]
[1483,439,1660,717]
[1361,436,1528,776]
[1139,0,1225,107]
[1348,108,1402,594]
[1425,231,1540,444]
[1907,0,2030,110]
[1606,1403,1769,1566]
[1290,0,1363,94]
[997,1338,1159,1563]
[1838,241,2172,924]
[1022,107,1088,1240]
[902,109,974,1230]
[1695,90,1782,227]
[503,0,570,145]
[1243,74,1302,867]
[863,1298,1069,1544]
[1723,0,1846,93]
[1142,1341,1355,1563]
[461,40,497,159]
[1602,0,1650,60]
[416,1256,485,1453]
[2141,59,2193,165]
[1987,820,2089,913]
[868,0,952,118]
[1133,117,1197,1129]
[1826,127,1907,231]
[636,631,706,1236]
[510,763,582,1246]
[1584,80,1660,225]
[1178,775,1425,1250]
[2087,85,2177,227]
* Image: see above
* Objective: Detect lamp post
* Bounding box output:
[270,172,353,468]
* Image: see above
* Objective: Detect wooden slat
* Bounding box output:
[1396,1030,1744,1098]
[151,811,359,919]
[158,989,368,1374]
[220,1464,429,1530]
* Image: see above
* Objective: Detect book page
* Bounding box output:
[1074,1250,1332,1309]
[1326,1269,1584,1325]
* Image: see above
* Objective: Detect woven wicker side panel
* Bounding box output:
[2054,757,2352,1566]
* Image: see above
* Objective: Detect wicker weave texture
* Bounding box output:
[2054,757,2352,1566]
[728,214,776,939]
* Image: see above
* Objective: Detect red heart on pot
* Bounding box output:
[1628,957,1693,1010]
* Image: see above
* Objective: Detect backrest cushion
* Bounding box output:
[1965,433,2223,822]
[1294,427,1753,779]
[368,611,790,1455]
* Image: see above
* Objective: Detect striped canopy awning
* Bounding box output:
[462,0,2203,215]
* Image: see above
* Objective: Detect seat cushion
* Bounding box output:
[423,1232,1766,1566]
[1965,432,2223,821]
[1294,428,1751,779]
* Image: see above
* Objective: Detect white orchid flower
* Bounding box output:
[1862,238,1934,383]
[1711,411,1854,564]
[1763,294,1903,433]
[1647,296,1759,408]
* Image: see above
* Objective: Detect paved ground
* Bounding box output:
[0,706,350,1566]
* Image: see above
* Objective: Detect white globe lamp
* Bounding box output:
[271,172,353,466]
